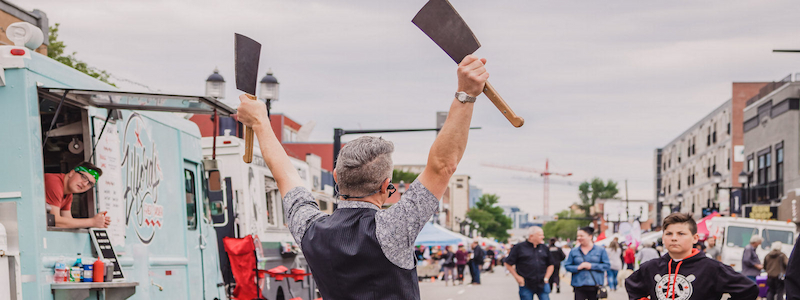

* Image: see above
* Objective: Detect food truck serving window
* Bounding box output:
[38,88,236,116]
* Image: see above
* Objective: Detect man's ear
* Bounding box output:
[333,170,338,183]
[381,178,391,194]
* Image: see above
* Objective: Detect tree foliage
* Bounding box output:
[392,169,419,184]
[47,23,115,86]
[466,194,512,242]
[578,178,619,217]
[542,209,591,241]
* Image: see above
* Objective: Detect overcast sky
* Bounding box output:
[17,0,800,216]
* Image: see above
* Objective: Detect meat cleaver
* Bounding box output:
[235,33,261,163]
[413,0,524,128]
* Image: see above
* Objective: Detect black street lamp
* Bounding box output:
[712,171,750,215]
[259,70,279,117]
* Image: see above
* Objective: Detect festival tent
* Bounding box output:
[697,212,722,241]
[415,223,471,247]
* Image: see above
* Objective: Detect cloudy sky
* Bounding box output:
[17,0,800,216]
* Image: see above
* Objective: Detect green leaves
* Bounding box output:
[578,177,619,217]
[47,23,115,87]
[543,209,590,240]
[466,194,512,242]
[392,169,419,184]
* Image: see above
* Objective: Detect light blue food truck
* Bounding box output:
[0,22,234,299]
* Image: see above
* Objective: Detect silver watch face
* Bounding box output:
[455,92,475,103]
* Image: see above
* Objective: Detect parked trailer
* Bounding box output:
[202,135,317,300]
[0,23,233,299]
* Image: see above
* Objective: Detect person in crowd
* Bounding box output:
[705,236,721,261]
[505,227,554,300]
[236,54,491,299]
[486,246,496,272]
[548,238,566,293]
[742,235,764,282]
[471,241,486,285]
[763,241,788,300]
[455,244,468,285]
[625,213,758,300]
[441,246,456,286]
[415,245,425,265]
[624,243,637,270]
[605,239,622,291]
[786,238,800,299]
[46,162,110,228]
[637,241,661,265]
[564,227,610,300]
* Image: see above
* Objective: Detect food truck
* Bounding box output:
[0,22,233,299]
[704,216,797,272]
[201,134,318,300]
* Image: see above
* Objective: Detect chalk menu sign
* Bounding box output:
[93,117,125,247]
[90,228,125,281]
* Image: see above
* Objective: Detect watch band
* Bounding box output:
[455,91,477,103]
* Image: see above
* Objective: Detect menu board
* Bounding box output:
[93,117,125,247]
[90,228,125,280]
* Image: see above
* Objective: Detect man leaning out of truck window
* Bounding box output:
[45,161,110,228]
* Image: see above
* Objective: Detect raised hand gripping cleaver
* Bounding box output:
[413,0,524,128]
[235,33,261,163]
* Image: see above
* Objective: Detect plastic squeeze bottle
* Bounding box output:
[93,258,105,282]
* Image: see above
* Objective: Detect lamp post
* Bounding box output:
[712,171,750,216]
[259,70,279,117]
[676,193,684,213]
[205,68,225,159]
[205,67,225,99]
[657,192,666,226]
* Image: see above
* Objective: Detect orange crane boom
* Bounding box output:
[482,159,572,216]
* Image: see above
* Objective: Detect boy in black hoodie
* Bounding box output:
[625,213,758,300]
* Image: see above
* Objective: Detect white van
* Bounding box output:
[705,217,797,272]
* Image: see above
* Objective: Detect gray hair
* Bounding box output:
[335,136,394,197]
[749,235,763,244]
[771,241,783,251]
[527,226,543,237]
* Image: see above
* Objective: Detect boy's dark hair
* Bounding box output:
[662,212,697,234]
[75,161,103,177]
[579,226,594,235]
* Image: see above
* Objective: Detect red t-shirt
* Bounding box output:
[45,173,73,211]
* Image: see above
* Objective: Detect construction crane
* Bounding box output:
[482,159,573,216]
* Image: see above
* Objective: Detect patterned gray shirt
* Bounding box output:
[283,179,439,270]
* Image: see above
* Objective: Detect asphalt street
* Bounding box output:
[419,268,630,300]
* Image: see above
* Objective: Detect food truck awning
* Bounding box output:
[37,87,237,116]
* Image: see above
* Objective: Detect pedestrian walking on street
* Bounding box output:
[441,246,456,286]
[705,236,721,261]
[742,235,764,282]
[624,244,636,270]
[636,241,660,265]
[763,241,788,300]
[548,238,566,293]
[486,246,496,273]
[504,227,555,300]
[455,245,468,285]
[625,213,758,300]
[235,54,491,300]
[605,239,622,291]
[564,227,610,300]
[471,241,486,285]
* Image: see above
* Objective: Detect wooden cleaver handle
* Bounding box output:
[483,81,524,128]
[242,94,257,163]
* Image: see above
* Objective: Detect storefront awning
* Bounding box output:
[37,87,236,116]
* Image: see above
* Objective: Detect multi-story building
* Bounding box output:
[655,82,767,222]
[742,75,800,222]
[501,205,532,229]
[443,175,470,231]
[469,184,483,208]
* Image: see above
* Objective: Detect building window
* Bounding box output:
[747,157,755,185]
[757,152,771,185]
[678,180,681,190]
[776,148,784,182]
[727,122,731,135]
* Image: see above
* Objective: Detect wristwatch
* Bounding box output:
[455,91,477,103]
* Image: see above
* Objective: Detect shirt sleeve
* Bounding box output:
[282,187,326,248]
[375,179,439,269]
[717,263,759,300]
[505,246,518,266]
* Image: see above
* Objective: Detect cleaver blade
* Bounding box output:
[412,0,481,64]
[234,33,261,163]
